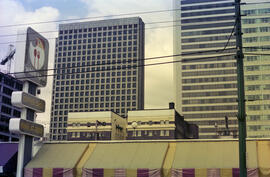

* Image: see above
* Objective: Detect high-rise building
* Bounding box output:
[50,17,145,141]
[242,3,270,138]
[0,72,22,141]
[173,0,238,138]
[174,0,270,139]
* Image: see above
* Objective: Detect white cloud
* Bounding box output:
[81,0,174,109]
[0,0,59,41]
[0,0,59,133]
[0,0,59,67]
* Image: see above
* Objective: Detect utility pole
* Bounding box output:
[234,0,247,177]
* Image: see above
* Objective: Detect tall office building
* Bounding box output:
[173,0,238,138]
[242,3,270,138]
[0,72,22,141]
[50,17,145,141]
[174,0,270,139]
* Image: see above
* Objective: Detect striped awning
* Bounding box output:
[167,141,258,177]
[23,140,270,177]
[82,142,168,177]
[24,143,91,177]
[170,168,259,177]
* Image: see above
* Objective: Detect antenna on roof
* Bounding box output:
[1,44,16,74]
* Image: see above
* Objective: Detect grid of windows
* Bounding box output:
[174,0,238,138]
[50,18,145,141]
[175,1,270,138]
[242,4,270,138]
[0,73,22,142]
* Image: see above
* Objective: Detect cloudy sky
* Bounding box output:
[0,0,174,132]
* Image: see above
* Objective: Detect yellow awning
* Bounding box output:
[83,142,168,176]
[257,140,270,176]
[25,143,92,177]
[24,140,270,177]
[26,143,89,168]
[172,141,258,169]
[84,142,168,169]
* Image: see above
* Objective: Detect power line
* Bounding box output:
[0,8,181,28]
[221,21,236,52]
[145,20,176,25]
[181,54,235,63]
[16,60,176,80]
[10,53,178,75]
[0,3,268,40]
[0,20,178,39]
[145,24,181,29]
[181,47,236,56]
[8,48,236,76]
[14,53,236,80]
[0,30,58,38]
[0,24,184,45]
[0,2,267,28]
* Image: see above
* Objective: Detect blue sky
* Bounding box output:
[20,0,88,18]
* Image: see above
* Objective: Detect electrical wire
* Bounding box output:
[7,48,236,76]
[221,21,236,52]
[0,2,265,28]
[10,53,180,75]
[16,60,176,80]
[0,30,58,38]
[0,24,184,45]
[14,54,237,80]
[181,47,236,56]
[0,20,179,38]
[0,24,237,46]
[0,8,181,28]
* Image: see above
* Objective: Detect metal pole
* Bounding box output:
[95,120,98,140]
[16,81,37,177]
[16,81,28,177]
[234,0,247,177]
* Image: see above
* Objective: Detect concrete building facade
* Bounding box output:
[66,105,198,141]
[0,72,22,141]
[174,0,270,139]
[127,108,198,140]
[67,111,127,141]
[50,17,145,141]
[242,3,270,138]
[173,0,238,138]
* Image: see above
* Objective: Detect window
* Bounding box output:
[161,130,164,136]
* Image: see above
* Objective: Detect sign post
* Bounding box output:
[9,27,49,177]
[12,82,38,177]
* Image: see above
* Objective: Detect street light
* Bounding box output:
[131,121,138,139]
[95,120,106,140]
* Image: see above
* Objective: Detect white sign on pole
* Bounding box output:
[13,27,49,177]
[14,27,49,87]
[11,91,45,113]
[9,118,44,138]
